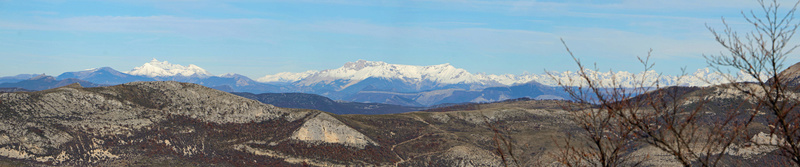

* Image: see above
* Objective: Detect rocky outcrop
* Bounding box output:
[290,112,377,149]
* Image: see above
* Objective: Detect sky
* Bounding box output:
[1,0,798,78]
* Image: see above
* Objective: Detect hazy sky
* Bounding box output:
[1,0,798,78]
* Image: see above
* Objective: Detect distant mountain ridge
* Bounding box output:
[0,75,105,90]
[262,60,538,87]
[0,87,31,93]
[0,59,751,107]
[0,74,38,84]
[57,67,155,85]
[45,61,284,93]
[232,92,424,115]
[261,60,741,88]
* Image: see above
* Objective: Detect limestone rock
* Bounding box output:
[290,112,377,149]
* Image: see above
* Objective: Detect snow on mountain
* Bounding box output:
[542,70,673,87]
[126,58,212,78]
[255,60,748,88]
[676,68,729,87]
[292,60,535,86]
[257,70,318,83]
[542,68,759,87]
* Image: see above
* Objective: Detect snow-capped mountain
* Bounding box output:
[262,60,537,87]
[257,70,318,83]
[253,60,761,106]
[543,68,758,87]
[42,59,283,93]
[126,58,212,78]
[258,60,741,88]
[1,58,767,107]
[541,68,739,87]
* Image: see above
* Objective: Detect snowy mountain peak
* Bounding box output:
[256,60,745,88]
[541,68,744,87]
[259,60,484,84]
[430,63,452,68]
[219,73,238,78]
[343,60,389,70]
[81,67,115,72]
[257,70,318,83]
[64,67,122,77]
[219,73,251,78]
[126,59,212,78]
[292,60,519,86]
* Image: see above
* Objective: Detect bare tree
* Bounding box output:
[484,117,522,167]
[705,0,800,165]
[548,40,650,167]
[626,81,754,167]
[552,39,754,166]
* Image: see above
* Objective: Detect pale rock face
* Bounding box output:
[290,112,377,149]
[724,132,780,159]
[0,147,34,159]
[126,58,212,78]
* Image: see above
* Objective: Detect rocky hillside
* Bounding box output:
[0,81,787,166]
[0,81,581,166]
[0,81,353,166]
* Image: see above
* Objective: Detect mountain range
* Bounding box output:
[0,75,105,91]
[0,59,740,107]
[260,59,737,87]
[0,74,39,84]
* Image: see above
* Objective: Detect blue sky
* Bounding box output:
[1,0,797,78]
